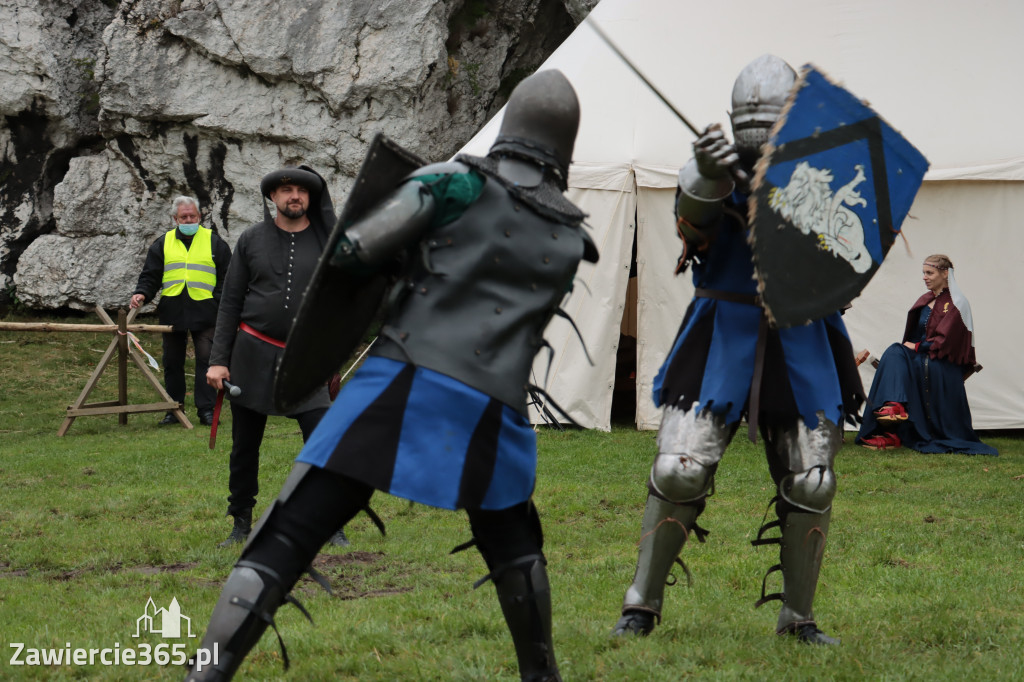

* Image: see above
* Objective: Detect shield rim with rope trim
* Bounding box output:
[748,64,929,328]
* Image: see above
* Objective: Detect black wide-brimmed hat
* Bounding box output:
[260,166,324,198]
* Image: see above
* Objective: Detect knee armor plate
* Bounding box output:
[650,454,715,504]
[649,406,732,503]
[779,465,836,514]
[766,414,841,514]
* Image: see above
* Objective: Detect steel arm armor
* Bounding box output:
[332,180,437,268]
[675,158,735,231]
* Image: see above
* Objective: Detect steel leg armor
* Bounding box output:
[185,465,365,681]
[617,407,737,627]
[755,414,841,643]
[184,562,296,682]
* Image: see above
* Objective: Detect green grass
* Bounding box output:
[2,320,1023,680]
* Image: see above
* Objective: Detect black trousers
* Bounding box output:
[161,328,216,413]
[244,466,544,591]
[225,402,327,517]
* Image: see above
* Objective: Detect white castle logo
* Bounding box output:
[133,597,196,639]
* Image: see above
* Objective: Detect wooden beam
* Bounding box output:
[0,322,172,333]
[66,402,180,417]
[56,305,195,434]
[57,331,120,436]
[128,347,194,430]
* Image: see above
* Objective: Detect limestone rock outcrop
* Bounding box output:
[1,0,597,312]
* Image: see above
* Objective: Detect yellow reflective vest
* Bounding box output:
[161,227,216,300]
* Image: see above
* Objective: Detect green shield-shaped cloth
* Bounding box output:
[274,134,426,412]
[749,65,929,328]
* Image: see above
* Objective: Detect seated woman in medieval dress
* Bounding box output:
[857,254,997,455]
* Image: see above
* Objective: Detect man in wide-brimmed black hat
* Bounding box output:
[206,165,348,549]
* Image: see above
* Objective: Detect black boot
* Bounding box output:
[611,609,656,637]
[493,556,561,682]
[788,622,840,645]
[218,510,252,548]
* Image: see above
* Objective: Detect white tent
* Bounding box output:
[459,0,1024,432]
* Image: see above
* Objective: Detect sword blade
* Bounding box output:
[586,19,750,186]
[585,18,701,137]
[209,388,224,450]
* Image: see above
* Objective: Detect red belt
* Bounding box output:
[211,323,284,450]
[239,322,285,348]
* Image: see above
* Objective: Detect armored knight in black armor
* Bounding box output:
[186,69,597,682]
[610,55,863,645]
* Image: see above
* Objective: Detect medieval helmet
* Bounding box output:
[729,55,796,168]
[488,69,580,187]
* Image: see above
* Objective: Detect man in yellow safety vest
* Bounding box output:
[130,196,232,426]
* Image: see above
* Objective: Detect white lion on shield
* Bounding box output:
[767,161,873,273]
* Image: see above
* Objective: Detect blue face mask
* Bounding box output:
[177,223,200,236]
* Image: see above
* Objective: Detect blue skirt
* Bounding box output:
[857,343,997,455]
[652,300,863,430]
[296,357,538,510]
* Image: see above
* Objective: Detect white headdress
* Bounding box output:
[928,259,975,347]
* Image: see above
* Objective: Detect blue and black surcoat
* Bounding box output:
[297,158,596,510]
[653,196,863,430]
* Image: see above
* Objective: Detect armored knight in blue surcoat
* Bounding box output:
[187,70,595,682]
[612,55,863,645]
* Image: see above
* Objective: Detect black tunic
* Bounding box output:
[210,220,330,416]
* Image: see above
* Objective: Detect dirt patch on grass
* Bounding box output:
[312,551,384,568]
[128,561,199,575]
[334,586,413,600]
[0,562,29,577]
[16,561,202,581]
[298,551,413,600]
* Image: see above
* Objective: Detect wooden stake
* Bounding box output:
[117,309,128,425]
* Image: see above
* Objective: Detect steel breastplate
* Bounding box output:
[372,174,586,414]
